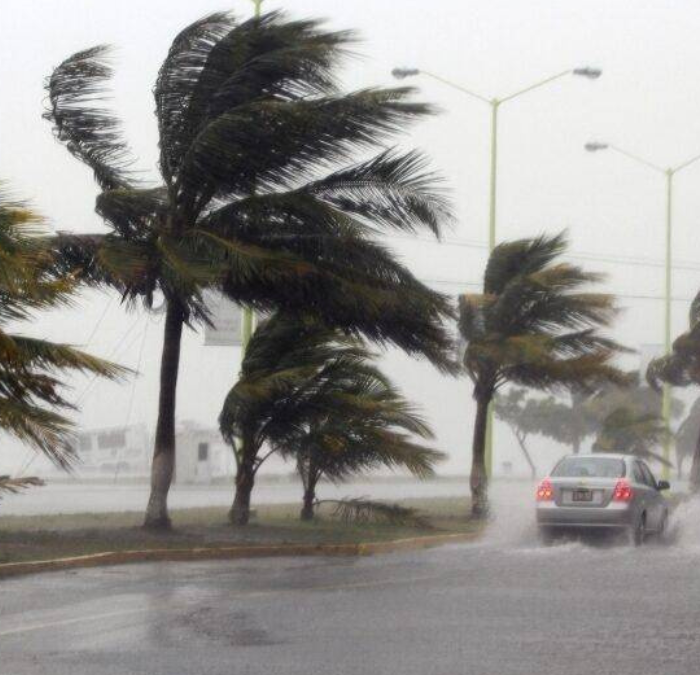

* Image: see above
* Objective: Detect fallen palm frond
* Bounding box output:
[317,497,432,528]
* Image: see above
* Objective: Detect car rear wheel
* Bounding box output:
[538,527,556,546]
[630,513,646,546]
[657,511,669,541]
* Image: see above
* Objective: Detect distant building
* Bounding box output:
[62,421,237,484]
[174,422,236,484]
[73,424,151,478]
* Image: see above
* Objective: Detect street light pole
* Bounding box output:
[585,142,700,479]
[488,101,499,252]
[240,0,266,352]
[663,169,673,479]
[393,66,601,476]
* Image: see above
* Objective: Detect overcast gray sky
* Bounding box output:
[2,0,700,475]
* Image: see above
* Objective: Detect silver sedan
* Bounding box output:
[536,453,670,545]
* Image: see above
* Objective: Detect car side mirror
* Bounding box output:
[657,480,670,491]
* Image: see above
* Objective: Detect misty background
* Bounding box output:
[2,0,700,480]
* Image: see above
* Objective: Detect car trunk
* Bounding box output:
[551,478,617,508]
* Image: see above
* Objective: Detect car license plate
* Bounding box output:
[572,489,593,502]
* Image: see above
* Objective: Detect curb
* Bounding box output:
[0,531,478,580]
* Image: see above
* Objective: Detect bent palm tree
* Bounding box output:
[44,12,455,529]
[459,233,629,518]
[648,289,700,490]
[219,313,442,524]
[0,188,122,484]
[289,371,442,521]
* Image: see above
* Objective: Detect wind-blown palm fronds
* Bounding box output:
[648,289,700,489]
[0,476,44,497]
[44,11,455,529]
[0,187,123,477]
[219,312,443,524]
[459,233,629,517]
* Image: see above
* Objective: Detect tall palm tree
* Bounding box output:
[648,289,700,490]
[459,233,629,518]
[219,312,443,524]
[0,187,122,483]
[44,12,455,529]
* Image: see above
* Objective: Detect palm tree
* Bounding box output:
[675,397,700,479]
[219,313,443,524]
[220,313,365,525]
[287,358,443,521]
[0,188,122,483]
[459,233,628,518]
[648,289,700,490]
[44,12,455,529]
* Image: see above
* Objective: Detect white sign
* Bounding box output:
[203,291,243,346]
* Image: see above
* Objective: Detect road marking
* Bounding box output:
[0,608,149,638]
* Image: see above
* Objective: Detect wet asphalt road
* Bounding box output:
[3,509,700,675]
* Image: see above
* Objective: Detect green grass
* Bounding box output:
[0,497,478,566]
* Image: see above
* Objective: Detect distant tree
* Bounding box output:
[0,188,122,487]
[527,374,680,456]
[45,12,455,529]
[493,389,544,478]
[592,408,669,463]
[219,313,442,524]
[459,233,629,517]
[648,290,700,490]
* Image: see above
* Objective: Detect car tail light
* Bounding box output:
[536,478,554,502]
[613,478,633,502]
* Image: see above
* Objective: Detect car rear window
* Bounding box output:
[551,457,626,479]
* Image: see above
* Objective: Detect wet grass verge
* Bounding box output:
[0,496,479,566]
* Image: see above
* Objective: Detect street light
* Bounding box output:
[585,140,700,479]
[394,65,602,476]
[241,0,267,353]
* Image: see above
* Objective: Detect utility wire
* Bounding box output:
[112,317,150,483]
[385,233,700,272]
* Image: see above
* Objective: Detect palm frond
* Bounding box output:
[0,475,45,497]
[322,498,431,527]
[178,87,435,198]
[44,46,135,190]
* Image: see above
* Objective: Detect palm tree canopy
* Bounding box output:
[648,288,700,389]
[44,11,455,370]
[459,233,630,397]
[219,312,444,478]
[0,188,124,468]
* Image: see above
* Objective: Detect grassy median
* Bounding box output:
[0,496,479,565]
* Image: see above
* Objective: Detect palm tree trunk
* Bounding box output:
[230,436,256,526]
[514,431,536,479]
[689,427,700,493]
[144,303,184,530]
[470,396,490,519]
[572,437,581,454]
[300,455,319,521]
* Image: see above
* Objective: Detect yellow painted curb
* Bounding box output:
[0,531,479,580]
